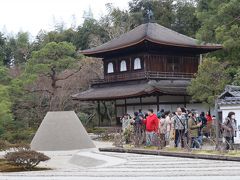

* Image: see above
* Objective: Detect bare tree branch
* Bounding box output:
[226,16,240,26]
[56,65,83,81]
[25,89,54,95]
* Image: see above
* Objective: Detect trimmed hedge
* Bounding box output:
[5,149,50,170]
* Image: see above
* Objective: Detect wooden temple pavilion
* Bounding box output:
[72,22,222,125]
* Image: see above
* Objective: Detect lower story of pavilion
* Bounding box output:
[72,80,209,126]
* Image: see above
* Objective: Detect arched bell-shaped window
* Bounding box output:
[107,62,114,73]
[120,60,127,72]
[134,58,141,70]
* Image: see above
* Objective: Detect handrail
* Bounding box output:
[91,71,194,84]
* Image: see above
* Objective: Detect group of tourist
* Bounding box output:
[121,108,237,150]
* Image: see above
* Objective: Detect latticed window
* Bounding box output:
[107,62,114,73]
[120,60,127,72]
[134,58,141,70]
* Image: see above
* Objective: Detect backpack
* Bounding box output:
[199,116,207,128]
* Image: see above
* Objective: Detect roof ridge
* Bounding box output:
[144,23,149,38]
[225,85,240,91]
[81,22,222,56]
[81,23,146,51]
[151,23,222,46]
[151,22,197,41]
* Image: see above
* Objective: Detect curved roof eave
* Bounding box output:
[80,37,222,56]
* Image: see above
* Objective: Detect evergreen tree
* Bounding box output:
[187,58,230,106]
[196,0,240,65]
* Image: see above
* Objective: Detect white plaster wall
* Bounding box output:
[116,96,213,123]
[159,96,185,102]
[141,96,157,103]
[117,96,189,106]
[126,98,140,104]
[140,96,185,103]
[118,103,211,117]
[116,99,125,104]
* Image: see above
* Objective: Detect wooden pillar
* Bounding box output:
[157,95,160,112]
[114,100,117,126]
[199,54,203,64]
[183,96,187,107]
[140,97,143,110]
[215,99,220,150]
[124,99,127,114]
[97,101,101,126]
[108,101,112,126]
[129,57,132,71]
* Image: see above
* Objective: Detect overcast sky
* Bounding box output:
[0,0,129,37]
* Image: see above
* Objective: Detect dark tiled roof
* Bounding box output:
[218,98,240,105]
[72,80,188,101]
[81,23,222,55]
[218,85,240,105]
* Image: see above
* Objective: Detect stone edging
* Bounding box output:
[99,147,240,161]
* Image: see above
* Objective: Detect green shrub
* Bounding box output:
[87,127,107,134]
[1,129,35,144]
[77,112,89,126]
[123,126,134,143]
[5,149,50,170]
[92,127,107,134]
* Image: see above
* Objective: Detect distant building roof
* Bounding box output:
[218,85,240,105]
[72,80,189,101]
[81,23,222,57]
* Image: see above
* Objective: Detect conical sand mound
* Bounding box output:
[31,111,96,151]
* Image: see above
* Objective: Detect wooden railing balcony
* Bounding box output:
[91,71,194,85]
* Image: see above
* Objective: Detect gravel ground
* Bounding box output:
[1,141,240,180]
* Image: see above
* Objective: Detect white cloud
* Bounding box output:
[0,0,129,37]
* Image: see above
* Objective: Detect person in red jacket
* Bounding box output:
[143,109,159,146]
[206,111,213,137]
[206,111,212,123]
